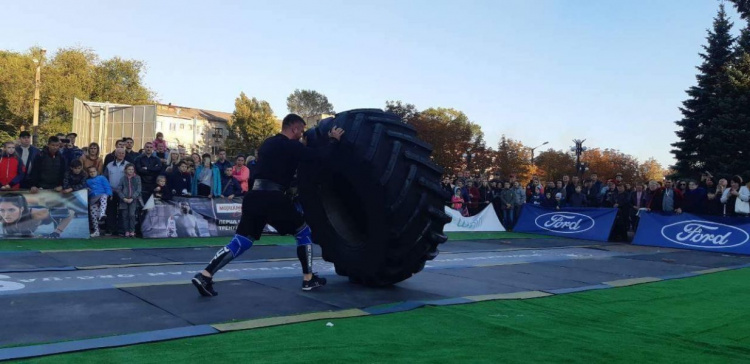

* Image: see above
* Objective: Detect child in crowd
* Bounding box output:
[86,166,112,237]
[220,166,242,200]
[169,161,192,196]
[62,159,87,193]
[452,188,468,216]
[153,132,167,153]
[117,164,141,237]
[568,185,587,207]
[153,175,173,202]
[0,141,24,190]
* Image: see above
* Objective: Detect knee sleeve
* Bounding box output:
[226,234,253,257]
[295,225,312,246]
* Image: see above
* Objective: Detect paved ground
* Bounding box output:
[2,237,749,352]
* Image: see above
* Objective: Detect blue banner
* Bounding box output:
[513,204,618,242]
[633,212,750,255]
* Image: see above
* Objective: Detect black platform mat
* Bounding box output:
[394,271,525,297]
[253,275,449,309]
[434,265,592,291]
[615,250,750,269]
[0,252,69,272]
[541,257,705,278]
[137,245,322,263]
[42,250,173,267]
[0,289,189,346]
[122,280,338,325]
[507,262,629,284]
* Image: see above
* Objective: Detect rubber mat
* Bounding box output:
[0,252,71,272]
[434,265,593,292]
[541,257,705,277]
[42,250,173,268]
[137,245,322,263]
[615,250,750,268]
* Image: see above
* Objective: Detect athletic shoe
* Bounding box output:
[302,273,327,291]
[90,231,100,238]
[192,273,218,297]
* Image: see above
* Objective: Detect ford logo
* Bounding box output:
[534,212,595,234]
[661,220,750,249]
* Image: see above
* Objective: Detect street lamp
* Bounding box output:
[529,141,548,166]
[32,49,46,145]
[570,139,588,177]
[462,148,476,174]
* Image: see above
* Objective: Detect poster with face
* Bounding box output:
[0,190,89,239]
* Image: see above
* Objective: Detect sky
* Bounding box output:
[1,0,743,167]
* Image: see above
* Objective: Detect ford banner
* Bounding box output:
[513,204,618,241]
[633,212,750,255]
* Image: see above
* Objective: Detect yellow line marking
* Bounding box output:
[213,309,370,332]
[604,277,661,287]
[693,267,730,275]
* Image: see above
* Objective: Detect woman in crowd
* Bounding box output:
[232,154,250,194]
[192,153,221,198]
[682,180,707,214]
[720,176,748,216]
[79,142,104,175]
[164,151,182,174]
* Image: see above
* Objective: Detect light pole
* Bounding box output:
[462,148,476,175]
[32,49,46,145]
[569,139,587,177]
[529,141,548,166]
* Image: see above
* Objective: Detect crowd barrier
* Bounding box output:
[0,190,89,239]
[513,204,618,242]
[633,211,750,255]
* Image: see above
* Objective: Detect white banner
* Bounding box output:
[443,205,506,232]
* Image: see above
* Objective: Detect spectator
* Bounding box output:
[511,181,525,228]
[705,179,724,216]
[232,155,250,194]
[677,180,688,195]
[529,184,544,205]
[155,142,170,167]
[611,184,631,241]
[169,161,192,197]
[541,191,556,208]
[682,180,707,214]
[564,175,576,202]
[164,151,182,174]
[246,154,258,185]
[467,180,481,215]
[214,149,232,173]
[103,148,129,236]
[220,166,242,200]
[720,176,749,216]
[29,136,66,193]
[152,132,167,153]
[600,180,617,207]
[451,188,467,216]
[123,137,139,163]
[441,177,453,204]
[63,133,83,162]
[152,175,173,203]
[568,185,587,207]
[177,145,187,160]
[86,165,112,237]
[190,153,201,168]
[589,173,603,197]
[649,180,683,214]
[614,172,624,185]
[103,139,126,167]
[583,179,598,207]
[134,142,163,201]
[15,131,39,189]
[630,183,648,230]
[192,153,221,197]
[478,179,493,212]
[117,164,141,238]
[499,181,515,228]
[80,142,104,175]
[0,141,24,191]
[62,159,87,194]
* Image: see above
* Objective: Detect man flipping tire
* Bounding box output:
[192,114,345,296]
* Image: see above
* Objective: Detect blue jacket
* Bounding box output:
[87,175,113,197]
[169,170,192,196]
[220,174,242,197]
[192,164,222,197]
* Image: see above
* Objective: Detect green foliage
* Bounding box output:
[0,46,153,142]
[729,0,750,19]
[286,89,334,118]
[230,92,280,152]
[495,136,531,181]
[384,100,419,122]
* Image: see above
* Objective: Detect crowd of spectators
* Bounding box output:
[0,131,260,238]
[442,171,750,240]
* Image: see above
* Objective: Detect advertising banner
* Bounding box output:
[513,204,617,242]
[0,190,90,239]
[141,196,277,238]
[443,205,505,232]
[633,212,750,255]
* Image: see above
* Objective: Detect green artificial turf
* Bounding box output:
[0,232,545,252]
[19,268,750,363]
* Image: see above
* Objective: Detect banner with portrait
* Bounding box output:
[0,190,90,239]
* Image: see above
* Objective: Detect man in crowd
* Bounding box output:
[15,131,39,189]
[63,132,83,162]
[29,136,66,193]
[134,142,163,202]
[123,137,140,163]
[214,149,232,172]
[104,139,127,167]
[648,180,683,214]
[103,148,130,236]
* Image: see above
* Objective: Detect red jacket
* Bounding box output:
[0,153,25,190]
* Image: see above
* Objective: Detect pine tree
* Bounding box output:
[671,4,735,178]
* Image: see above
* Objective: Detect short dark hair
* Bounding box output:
[19,131,31,138]
[282,113,306,129]
[123,137,134,142]
[69,159,83,168]
[177,161,188,167]
[201,153,212,159]
[217,148,226,154]
[48,136,60,144]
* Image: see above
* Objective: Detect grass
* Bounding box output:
[0,231,547,252]
[15,268,750,363]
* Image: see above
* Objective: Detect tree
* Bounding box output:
[230,92,280,152]
[286,89,334,118]
[534,149,576,181]
[494,135,531,182]
[384,100,419,123]
[729,0,750,19]
[91,57,154,104]
[407,107,478,174]
[581,148,641,183]
[638,158,668,182]
[671,4,735,179]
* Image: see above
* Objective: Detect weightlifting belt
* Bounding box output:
[252,179,285,192]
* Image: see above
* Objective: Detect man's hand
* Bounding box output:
[1,185,10,190]
[54,186,63,192]
[675,208,683,214]
[328,126,345,141]
[30,187,39,193]
[227,194,235,200]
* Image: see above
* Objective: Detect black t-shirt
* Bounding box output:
[254,134,334,189]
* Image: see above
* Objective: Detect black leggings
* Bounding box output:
[197,183,212,197]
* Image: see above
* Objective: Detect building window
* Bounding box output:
[214,127,224,138]
[180,124,185,130]
[169,123,176,131]
[189,125,193,130]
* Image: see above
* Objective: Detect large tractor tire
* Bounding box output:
[298,109,452,286]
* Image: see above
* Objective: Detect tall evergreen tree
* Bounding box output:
[671,4,735,178]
